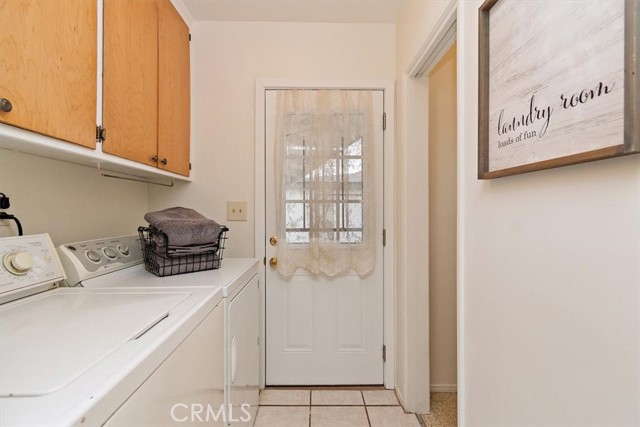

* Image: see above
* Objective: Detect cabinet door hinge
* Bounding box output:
[189,33,192,41]
[382,112,386,131]
[382,229,386,247]
[96,125,106,143]
[189,162,192,170]
[382,345,386,362]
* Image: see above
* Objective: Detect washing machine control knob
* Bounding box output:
[86,250,102,263]
[103,247,118,259]
[3,252,33,275]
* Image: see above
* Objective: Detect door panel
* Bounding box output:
[282,277,314,351]
[335,278,366,351]
[0,0,97,148]
[157,0,190,176]
[265,89,384,385]
[103,0,158,166]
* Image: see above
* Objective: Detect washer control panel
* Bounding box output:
[57,235,143,286]
[0,234,65,304]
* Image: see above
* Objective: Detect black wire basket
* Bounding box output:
[137,225,228,277]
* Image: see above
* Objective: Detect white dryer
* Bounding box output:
[58,235,261,426]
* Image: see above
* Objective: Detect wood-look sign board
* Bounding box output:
[478,0,639,179]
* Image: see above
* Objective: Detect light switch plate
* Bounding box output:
[227,201,248,221]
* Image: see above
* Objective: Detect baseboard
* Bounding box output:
[395,387,407,408]
[430,384,457,392]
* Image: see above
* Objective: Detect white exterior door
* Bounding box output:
[264,89,385,385]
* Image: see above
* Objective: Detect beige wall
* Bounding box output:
[0,150,148,245]
[458,1,640,425]
[147,21,396,258]
[428,43,457,390]
[395,0,451,413]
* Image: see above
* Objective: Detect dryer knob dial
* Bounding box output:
[4,252,33,275]
[117,245,130,256]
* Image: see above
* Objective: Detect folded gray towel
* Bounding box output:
[144,207,222,247]
[167,242,218,255]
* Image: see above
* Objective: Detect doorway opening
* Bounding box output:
[422,42,458,427]
[401,0,458,418]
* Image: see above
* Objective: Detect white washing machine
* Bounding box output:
[0,234,224,427]
[57,235,261,426]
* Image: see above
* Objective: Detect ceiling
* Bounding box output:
[179,0,403,23]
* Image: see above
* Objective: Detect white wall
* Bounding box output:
[147,21,396,258]
[395,0,451,413]
[428,43,457,391]
[458,1,640,425]
[0,149,148,245]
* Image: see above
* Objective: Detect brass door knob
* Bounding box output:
[269,257,278,268]
[269,236,278,246]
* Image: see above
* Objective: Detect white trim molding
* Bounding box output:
[431,384,458,393]
[169,0,195,26]
[254,78,396,389]
[398,0,458,414]
[406,0,457,78]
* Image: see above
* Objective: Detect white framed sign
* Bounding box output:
[478,0,639,179]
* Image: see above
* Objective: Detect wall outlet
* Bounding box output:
[227,201,248,221]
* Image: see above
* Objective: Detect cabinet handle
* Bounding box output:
[152,155,158,162]
[160,158,168,165]
[0,98,12,113]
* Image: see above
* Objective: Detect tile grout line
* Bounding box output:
[416,411,427,427]
[308,389,311,427]
[362,390,373,427]
[258,388,412,426]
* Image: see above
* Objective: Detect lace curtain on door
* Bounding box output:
[274,89,375,277]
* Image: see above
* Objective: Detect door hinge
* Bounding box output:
[263,257,266,266]
[189,33,192,41]
[96,125,106,143]
[382,345,386,363]
[382,112,386,131]
[189,162,192,170]
[382,229,386,247]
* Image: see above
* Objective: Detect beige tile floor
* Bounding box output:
[255,388,423,427]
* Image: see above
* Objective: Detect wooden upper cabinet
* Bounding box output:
[103,0,190,176]
[103,0,158,167]
[0,0,97,148]
[157,0,191,176]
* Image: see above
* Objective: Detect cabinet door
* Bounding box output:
[157,0,191,176]
[0,0,97,148]
[103,0,158,167]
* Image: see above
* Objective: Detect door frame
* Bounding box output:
[397,0,458,414]
[254,79,396,389]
